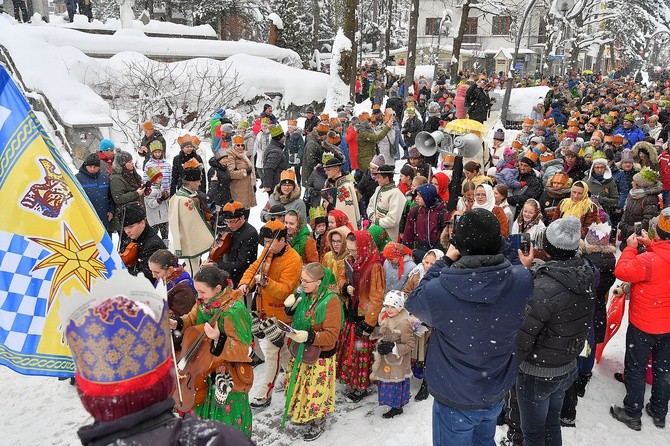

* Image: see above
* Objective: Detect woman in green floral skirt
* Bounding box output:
[282,263,343,442]
[170,265,254,437]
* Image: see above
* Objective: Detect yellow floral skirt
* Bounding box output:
[284,356,337,424]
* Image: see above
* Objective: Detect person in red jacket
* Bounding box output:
[610,208,670,431]
[346,117,360,171]
[658,145,670,208]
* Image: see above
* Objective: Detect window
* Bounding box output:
[464,17,478,35]
[537,18,547,43]
[425,18,441,36]
[492,16,512,35]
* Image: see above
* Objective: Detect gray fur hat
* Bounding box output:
[544,216,581,258]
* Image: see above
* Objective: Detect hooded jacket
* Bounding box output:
[262,138,289,190]
[517,257,595,374]
[406,254,532,409]
[618,181,662,241]
[583,161,618,210]
[615,240,670,334]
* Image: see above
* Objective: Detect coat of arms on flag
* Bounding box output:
[0,66,123,377]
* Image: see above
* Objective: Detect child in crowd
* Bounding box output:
[370,290,415,418]
[144,166,169,245]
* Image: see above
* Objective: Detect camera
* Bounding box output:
[520,233,531,256]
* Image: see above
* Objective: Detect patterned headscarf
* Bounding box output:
[382,242,413,279]
[329,209,354,231]
[368,224,392,252]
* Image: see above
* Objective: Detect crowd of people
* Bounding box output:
[64,70,670,445]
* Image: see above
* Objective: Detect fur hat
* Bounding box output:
[327,130,341,145]
[632,167,660,188]
[222,200,246,219]
[493,128,505,141]
[98,138,115,152]
[655,208,670,240]
[543,217,581,259]
[122,202,146,227]
[83,153,101,167]
[383,290,406,310]
[452,208,502,255]
[259,219,287,239]
[114,149,133,166]
[280,169,297,185]
[182,158,202,182]
[145,166,163,182]
[370,154,386,168]
[61,270,173,422]
[142,120,154,132]
[177,134,200,150]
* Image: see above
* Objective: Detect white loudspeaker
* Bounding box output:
[415,131,445,157]
[452,133,483,159]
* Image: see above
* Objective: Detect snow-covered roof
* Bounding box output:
[21,19,302,67]
[488,48,537,59]
[389,43,475,58]
[47,14,217,37]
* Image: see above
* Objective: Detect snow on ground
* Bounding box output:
[0,170,666,445]
[47,13,218,37]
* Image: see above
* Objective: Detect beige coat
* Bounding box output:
[367,184,406,242]
[228,148,257,209]
[370,308,414,383]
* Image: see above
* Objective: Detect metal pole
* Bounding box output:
[500,0,539,124]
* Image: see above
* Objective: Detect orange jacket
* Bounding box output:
[240,246,302,323]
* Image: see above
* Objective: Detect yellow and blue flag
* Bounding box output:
[0,66,122,377]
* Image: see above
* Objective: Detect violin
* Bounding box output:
[207,231,232,263]
[172,288,242,412]
[119,241,139,268]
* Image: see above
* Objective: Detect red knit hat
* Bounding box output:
[61,270,173,422]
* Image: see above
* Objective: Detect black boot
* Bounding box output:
[610,405,641,431]
[382,407,403,418]
[575,373,592,398]
[415,379,430,401]
[646,403,666,428]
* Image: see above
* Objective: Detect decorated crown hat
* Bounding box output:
[59,270,172,421]
[148,139,163,152]
[222,200,246,219]
[177,134,200,149]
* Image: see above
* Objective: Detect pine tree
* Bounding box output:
[271,0,312,67]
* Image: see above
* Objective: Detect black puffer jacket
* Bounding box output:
[206,157,232,207]
[77,398,253,446]
[583,250,616,343]
[517,257,596,369]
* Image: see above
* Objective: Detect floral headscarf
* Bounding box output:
[329,209,354,231]
[382,242,413,279]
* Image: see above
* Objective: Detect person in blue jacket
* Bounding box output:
[406,208,533,446]
[75,153,114,233]
[613,114,646,149]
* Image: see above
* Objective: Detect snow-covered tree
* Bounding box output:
[271,0,312,67]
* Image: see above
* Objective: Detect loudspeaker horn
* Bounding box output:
[452,133,483,159]
[415,131,444,157]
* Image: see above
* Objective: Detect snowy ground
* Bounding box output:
[0,171,667,445]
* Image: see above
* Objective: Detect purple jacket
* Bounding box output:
[403,200,450,251]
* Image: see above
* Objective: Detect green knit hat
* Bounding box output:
[633,167,660,188]
[270,124,284,138]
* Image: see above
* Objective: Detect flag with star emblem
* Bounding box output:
[0,66,123,377]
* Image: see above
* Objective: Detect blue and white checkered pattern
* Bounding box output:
[97,231,123,279]
[0,231,54,354]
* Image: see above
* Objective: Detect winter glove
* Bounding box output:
[283,293,303,316]
[210,330,228,356]
[251,311,273,339]
[214,371,235,405]
[286,328,315,345]
[354,320,374,337]
[377,340,395,355]
[263,319,286,348]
